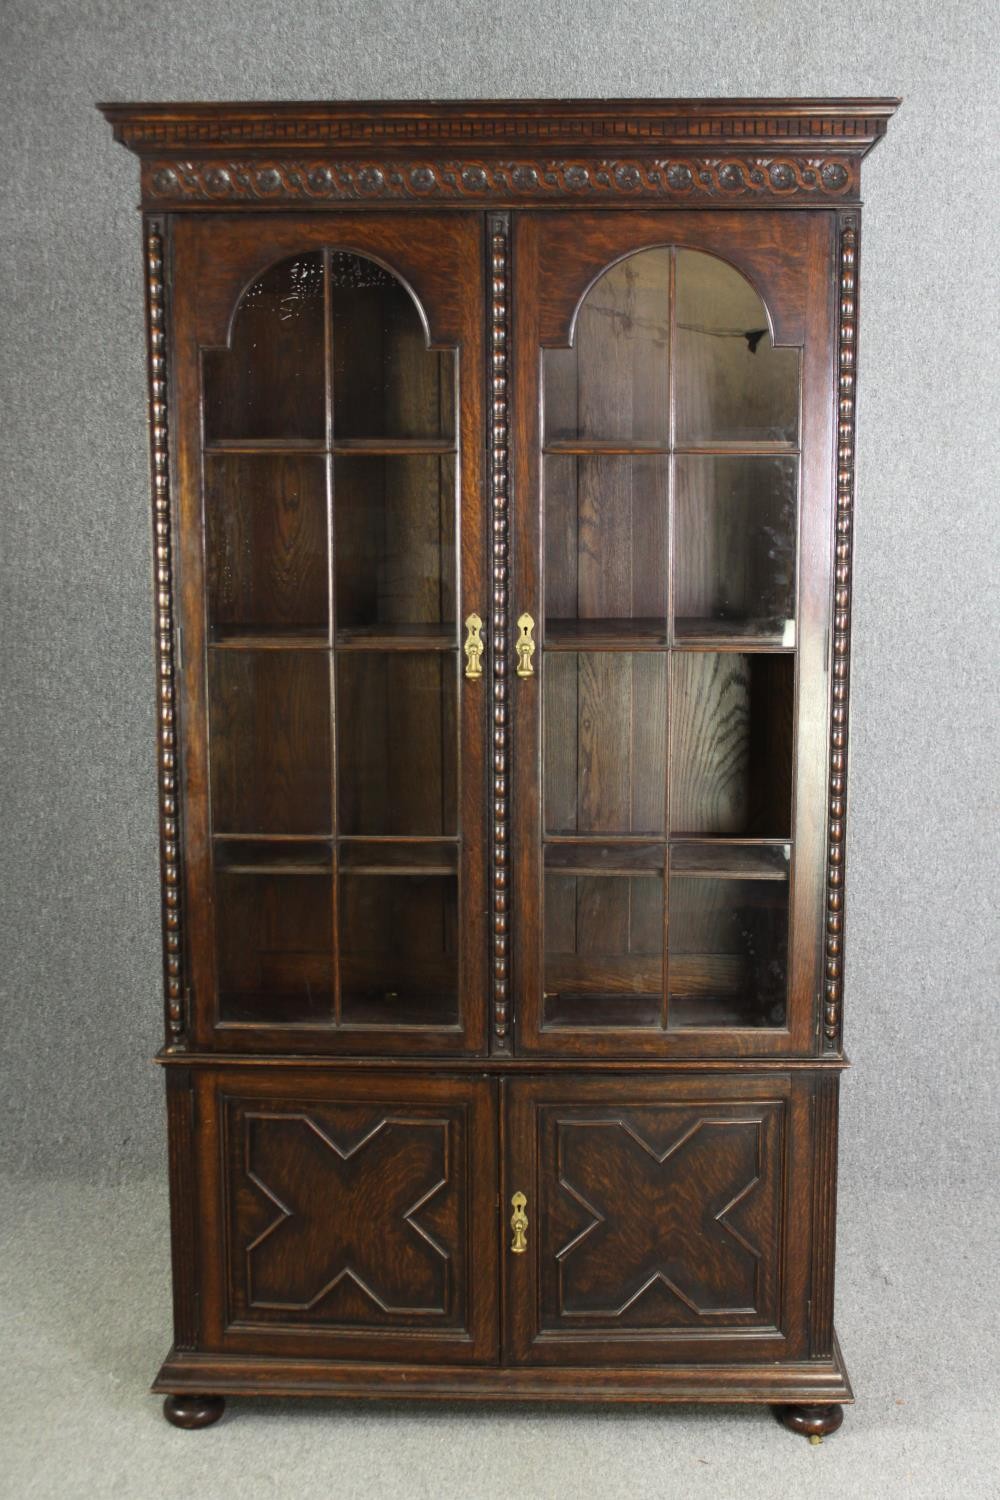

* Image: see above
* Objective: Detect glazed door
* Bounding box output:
[172,214,488,1054]
[503,1074,807,1364]
[511,212,836,1056]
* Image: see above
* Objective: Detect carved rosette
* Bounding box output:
[824,218,859,1051]
[143,154,857,205]
[491,215,511,1050]
[145,224,185,1050]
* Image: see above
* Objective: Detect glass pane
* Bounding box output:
[674,249,799,445]
[544,250,670,446]
[544,855,664,1029]
[544,455,668,634]
[544,653,667,835]
[337,652,457,836]
[670,653,793,837]
[203,253,325,444]
[205,454,328,638]
[668,846,789,1028]
[216,845,333,1024]
[673,456,796,646]
[339,873,458,1026]
[335,456,456,636]
[330,253,454,442]
[209,650,332,835]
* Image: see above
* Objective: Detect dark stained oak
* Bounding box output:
[100,98,895,1434]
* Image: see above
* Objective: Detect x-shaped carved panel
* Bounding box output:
[242,1112,452,1316]
[555,1115,765,1320]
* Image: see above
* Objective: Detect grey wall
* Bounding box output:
[2,0,998,1198]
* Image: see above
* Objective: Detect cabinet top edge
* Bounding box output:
[98,97,900,155]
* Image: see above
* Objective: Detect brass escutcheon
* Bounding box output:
[515,613,535,678]
[464,612,484,680]
[510,1191,528,1254]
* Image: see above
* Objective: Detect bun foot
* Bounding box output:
[163,1393,226,1429]
[773,1403,844,1442]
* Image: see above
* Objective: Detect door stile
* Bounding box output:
[509,214,545,1052]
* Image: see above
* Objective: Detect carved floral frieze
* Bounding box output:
[143,154,857,205]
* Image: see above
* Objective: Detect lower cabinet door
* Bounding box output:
[503,1073,807,1365]
[195,1068,499,1364]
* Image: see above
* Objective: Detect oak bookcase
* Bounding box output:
[101,98,896,1438]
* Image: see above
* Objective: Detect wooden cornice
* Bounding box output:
[99,98,899,208]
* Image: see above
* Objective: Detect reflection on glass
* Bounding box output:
[670,653,793,837]
[544,865,663,1029]
[544,456,668,632]
[209,650,332,835]
[205,455,328,637]
[674,249,799,445]
[340,873,458,1026]
[216,860,333,1025]
[335,456,456,636]
[544,652,667,835]
[203,253,326,444]
[544,250,670,446]
[673,457,796,644]
[330,253,454,442]
[337,653,457,836]
[668,852,789,1028]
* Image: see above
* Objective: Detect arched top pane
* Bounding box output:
[542,245,799,449]
[545,250,671,447]
[202,249,455,446]
[330,253,454,443]
[204,252,326,444]
[674,250,799,445]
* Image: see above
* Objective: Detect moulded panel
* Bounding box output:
[505,1073,796,1366]
[202,1068,499,1364]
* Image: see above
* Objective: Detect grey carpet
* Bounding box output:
[2,1173,996,1500]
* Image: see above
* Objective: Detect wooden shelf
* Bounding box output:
[205,437,455,456]
[673,617,796,651]
[214,832,332,843]
[670,843,790,881]
[544,440,668,455]
[333,438,455,455]
[673,440,799,455]
[543,439,798,457]
[545,618,668,650]
[209,626,328,650]
[205,438,326,455]
[543,619,795,652]
[336,623,456,651]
